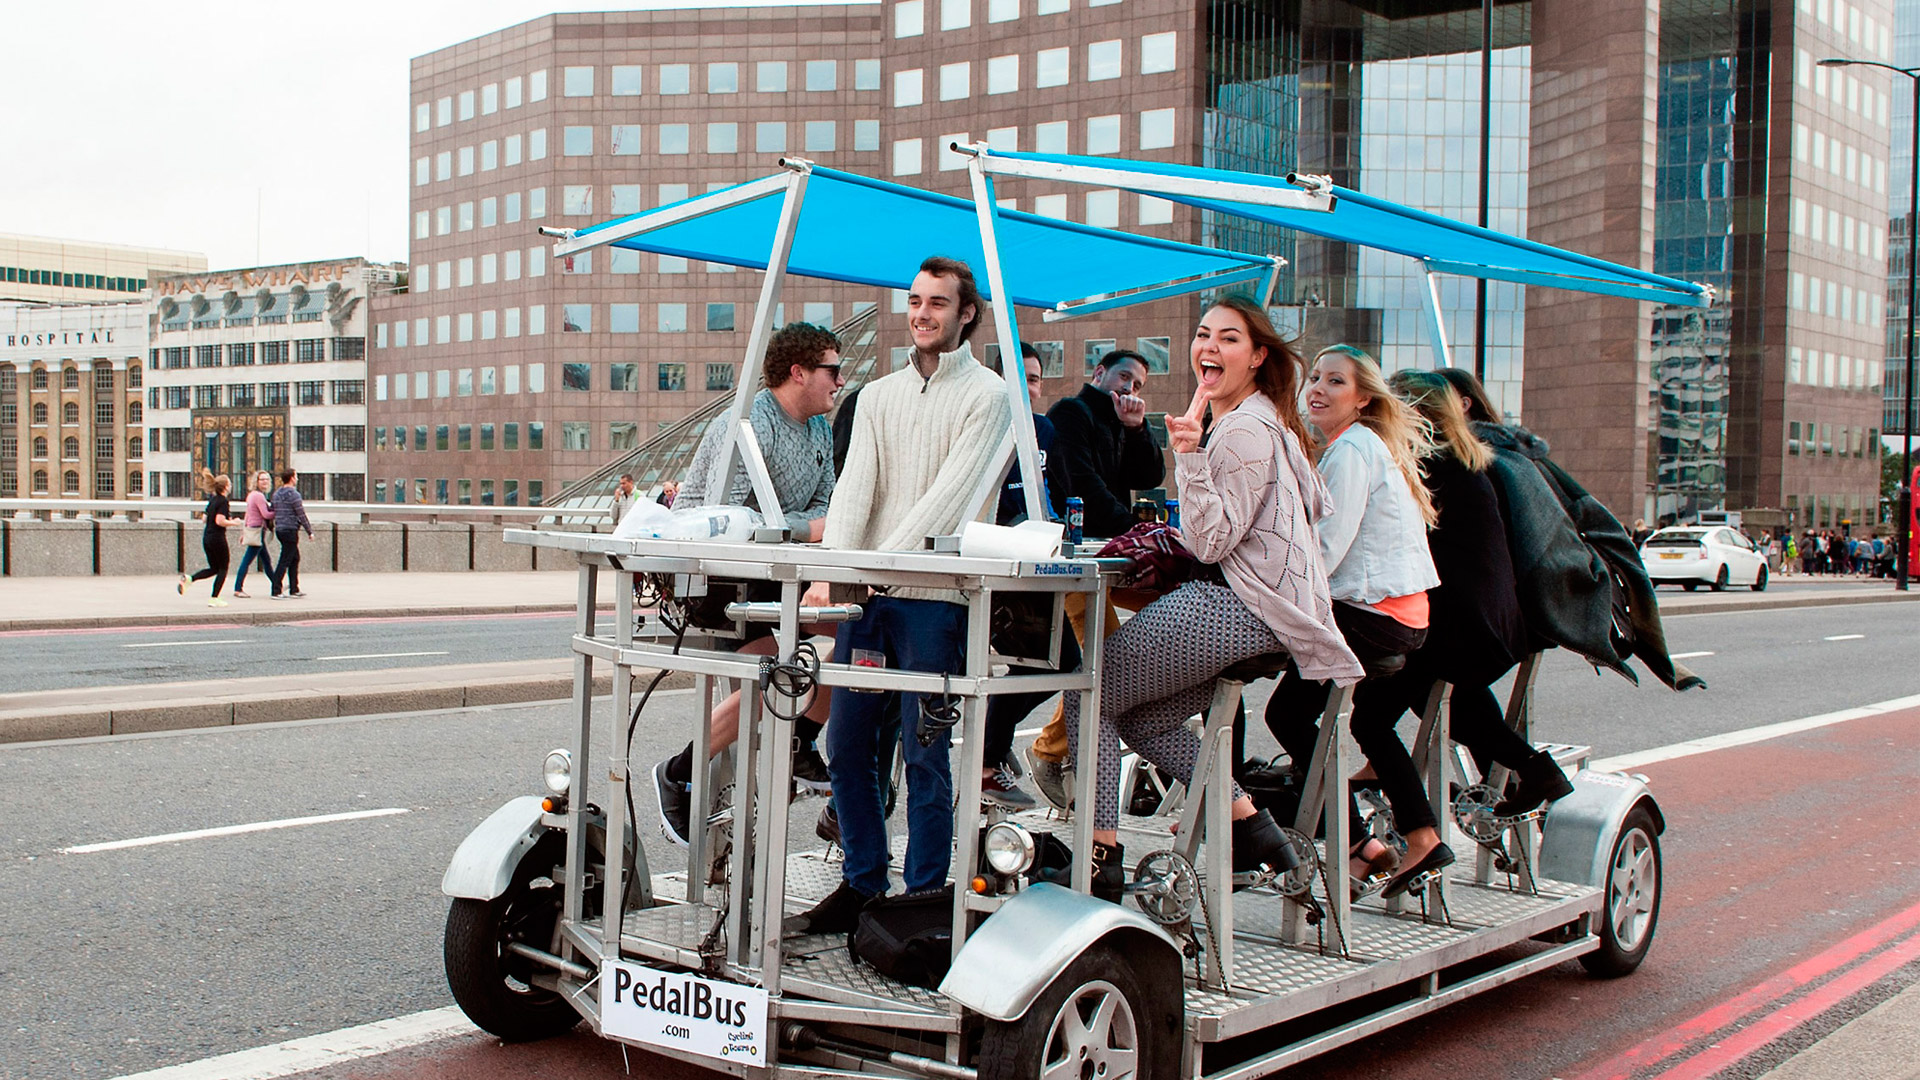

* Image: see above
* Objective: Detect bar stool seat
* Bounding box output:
[1217,651,1290,685]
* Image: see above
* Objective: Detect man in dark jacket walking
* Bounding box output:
[1046,349,1163,540]
[267,468,315,599]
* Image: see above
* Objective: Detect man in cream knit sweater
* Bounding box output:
[787,256,1013,935]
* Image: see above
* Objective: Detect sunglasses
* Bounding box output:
[811,363,843,379]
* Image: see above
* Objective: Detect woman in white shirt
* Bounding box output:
[1263,345,1449,898]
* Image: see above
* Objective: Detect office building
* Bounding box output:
[376,0,1889,528]
[0,300,149,501]
[1,233,204,305]
[143,259,396,502]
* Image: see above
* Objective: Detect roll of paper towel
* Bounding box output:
[959,519,1064,560]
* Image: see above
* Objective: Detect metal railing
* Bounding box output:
[0,497,576,526]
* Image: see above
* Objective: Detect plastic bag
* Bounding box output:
[614,501,763,541]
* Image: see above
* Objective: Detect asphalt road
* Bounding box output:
[2,598,1915,1080]
[1,612,607,694]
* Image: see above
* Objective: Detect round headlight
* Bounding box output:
[984,823,1035,876]
[542,748,573,797]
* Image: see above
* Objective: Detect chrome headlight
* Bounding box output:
[542,748,573,796]
[984,823,1035,876]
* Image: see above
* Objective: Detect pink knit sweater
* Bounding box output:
[1173,392,1363,685]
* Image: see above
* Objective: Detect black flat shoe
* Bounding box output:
[1381,843,1455,899]
[1232,808,1301,884]
[1494,752,1575,818]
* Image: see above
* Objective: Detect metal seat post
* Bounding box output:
[1284,684,1354,952]
[1475,654,1545,892]
[1171,676,1247,989]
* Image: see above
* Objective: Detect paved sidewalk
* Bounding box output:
[1755,978,1920,1080]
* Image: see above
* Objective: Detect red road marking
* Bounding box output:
[1566,893,1920,1080]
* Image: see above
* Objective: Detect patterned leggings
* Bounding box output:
[1064,582,1282,830]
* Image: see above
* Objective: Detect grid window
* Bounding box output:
[481,82,497,113]
[894,138,923,175]
[987,126,1017,151]
[707,363,736,391]
[610,363,640,391]
[459,202,474,231]
[562,363,591,392]
[458,146,474,175]
[1139,108,1175,149]
[529,69,547,100]
[481,142,497,171]
[564,66,593,96]
[757,121,788,153]
[1087,41,1121,81]
[1138,194,1174,225]
[506,75,523,107]
[709,123,738,153]
[436,151,451,180]
[708,62,738,93]
[990,0,1017,19]
[658,303,688,333]
[757,61,788,92]
[1087,114,1121,155]
[611,249,640,274]
[1037,0,1066,12]
[804,302,834,327]
[1085,189,1120,227]
[611,124,641,156]
[1140,32,1176,74]
[564,185,594,216]
[1035,120,1069,154]
[895,69,924,107]
[415,102,430,132]
[855,59,881,90]
[707,302,736,331]
[415,158,429,186]
[563,304,592,333]
[854,120,880,151]
[661,124,690,154]
[805,120,836,152]
[563,422,590,451]
[658,363,687,391]
[806,60,837,91]
[939,133,970,170]
[661,64,690,94]
[530,188,546,217]
[530,129,546,159]
[604,65,641,98]
[564,126,593,156]
[897,0,924,37]
[610,303,641,333]
[1033,193,1068,219]
[940,62,969,100]
[481,197,497,227]
[609,422,638,451]
[610,184,642,215]
[505,134,522,166]
[987,55,1018,94]
[459,90,475,120]
[1036,47,1068,87]
[436,96,451,126]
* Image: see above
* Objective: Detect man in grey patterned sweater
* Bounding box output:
[650,322,846,846]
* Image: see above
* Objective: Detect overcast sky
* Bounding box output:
[0,0,866,272]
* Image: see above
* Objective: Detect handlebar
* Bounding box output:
[722,602,865,624]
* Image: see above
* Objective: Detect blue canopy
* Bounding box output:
[979,150,1712,308]
[563,163,1279,310]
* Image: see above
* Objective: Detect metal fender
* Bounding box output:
[938,882,1182,1022]
[1537,770,1666,889]
[441,795,550,900]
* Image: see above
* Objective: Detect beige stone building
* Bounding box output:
[0,300,149,501]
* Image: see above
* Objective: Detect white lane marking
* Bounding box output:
[1592,692,1920,773]
[105,1005,477,1080]
[1824,633,1866,641]
[63,808,410,854]
[1669,651,1716,659]
[120,639,250,649]
[313,650,451,661]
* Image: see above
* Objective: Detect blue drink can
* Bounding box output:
[1065,497,1085,545]
[1165,499,1180,530]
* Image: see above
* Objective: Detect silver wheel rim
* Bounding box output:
[1042,979,1140,1080]
[1608,828,1657,951]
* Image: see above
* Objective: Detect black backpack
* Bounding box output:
[848,886,955,990]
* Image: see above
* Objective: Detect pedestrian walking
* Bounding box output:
[231,470,276,598]
[266,468,314,599]
[179,469,237,607]
[610,473,640,529]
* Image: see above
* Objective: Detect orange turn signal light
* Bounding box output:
[971,876,992,895]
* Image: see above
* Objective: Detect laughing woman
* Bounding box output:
[1051,295,1363,900]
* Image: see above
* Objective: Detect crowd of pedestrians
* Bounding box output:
[173,466,315,603]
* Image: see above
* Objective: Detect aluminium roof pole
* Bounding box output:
[963,146,1049,527]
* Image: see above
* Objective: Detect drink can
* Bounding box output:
[1065,497,1084,545]
[1165,499,1181,530]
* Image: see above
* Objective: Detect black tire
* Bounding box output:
[1751,565,1768,592]
[978,940,1181,1080]
[1681,582,1699,592]
[1710,565,1729,591]
[1580,804,1661,978]
[444,835,582,1041]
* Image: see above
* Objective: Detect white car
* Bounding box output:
[1641,526,1769,591]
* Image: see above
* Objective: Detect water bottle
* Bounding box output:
[1065,497,1084,546]
[1165,499,1180,530]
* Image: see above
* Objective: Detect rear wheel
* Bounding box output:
[1751,565,1768,591]
[444,835,582,1041]
[978,941,1181,1080]
[1710,565,1729,591]
[1580,804,1661,978]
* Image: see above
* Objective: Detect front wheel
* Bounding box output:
[1751,565,1768,591]
[1710,565,1729,591]
[977,941,1180,1080]
[444,836,582,1041]
[1580,803,1661,978]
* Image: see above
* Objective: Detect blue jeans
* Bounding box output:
[233,541,271,592]
[826,596,968,896]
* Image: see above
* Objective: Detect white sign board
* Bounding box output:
[601,959,770,1065]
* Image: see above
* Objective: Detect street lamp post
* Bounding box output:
[1821,56,1916,591]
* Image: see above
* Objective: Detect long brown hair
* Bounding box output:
[1390,369,1492,472]
[197,468,231,496]
[1436,366,1501,423]
[1312,345,1437,528]
[1203,294,1314,457]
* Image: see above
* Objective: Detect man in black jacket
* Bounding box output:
[1046,349,1163,539]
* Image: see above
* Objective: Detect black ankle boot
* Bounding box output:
[1232,808,1301,879]
[1039,839,1125,904]
[1494,752,1575,818]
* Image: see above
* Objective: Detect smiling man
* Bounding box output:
[787,255,1013,935]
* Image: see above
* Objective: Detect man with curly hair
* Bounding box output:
[651,321,846,846]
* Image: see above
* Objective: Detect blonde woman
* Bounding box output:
[179,470,237,607]
[231,470,275,598]
[1263,344,1445,898]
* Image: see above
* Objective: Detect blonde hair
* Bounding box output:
[1389,369,1493,473]
[197,468,231,496]
[1313,345,1437,527]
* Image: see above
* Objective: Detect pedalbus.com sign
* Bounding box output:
[601,959,769,1063]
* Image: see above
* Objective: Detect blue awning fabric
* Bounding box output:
[980,150,1712,308]
[568,164,1278,310]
